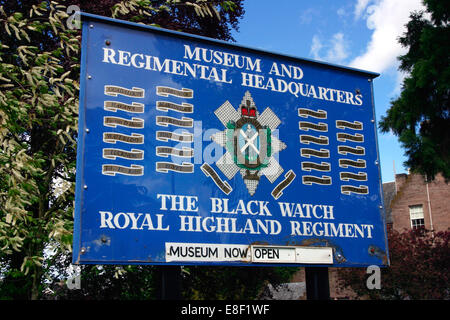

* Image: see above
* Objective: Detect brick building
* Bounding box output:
[384,173,450,232]
[328,172,450,299]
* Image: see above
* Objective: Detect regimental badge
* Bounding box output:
[211,91,287,195]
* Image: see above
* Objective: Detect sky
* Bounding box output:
[231,0,426,182]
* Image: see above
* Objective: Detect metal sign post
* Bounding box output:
[73,13,389,273]
[305,267,330,300]
[157,265,182,300]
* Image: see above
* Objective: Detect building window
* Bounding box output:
[409,205,425,229]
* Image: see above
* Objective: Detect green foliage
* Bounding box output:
[0,0,295,301]
[0,0,79,299]
[379,0,450,180]
[43,252,158,300]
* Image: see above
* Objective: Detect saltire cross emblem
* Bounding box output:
[211,91,287,195]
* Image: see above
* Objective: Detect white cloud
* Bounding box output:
[354,0,373,20]
[299,8,318,25]
[337,7,347,18]
[310,33,349,64]
[310,35,323,60]
[350,0,425,73]
[328,33,349,63]
[392,69,408,96]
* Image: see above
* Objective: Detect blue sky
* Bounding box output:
[231,0,426,182]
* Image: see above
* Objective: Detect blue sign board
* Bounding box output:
[73,13,389,267]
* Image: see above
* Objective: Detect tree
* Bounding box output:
[337,228,450,299]
[0,0,295,301]
[79,0,244,41]
[379,0,450,180]
[0,0,247,300]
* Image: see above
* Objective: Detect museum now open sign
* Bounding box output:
[73,13,389,267]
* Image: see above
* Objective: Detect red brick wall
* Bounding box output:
[391,173,450,232]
